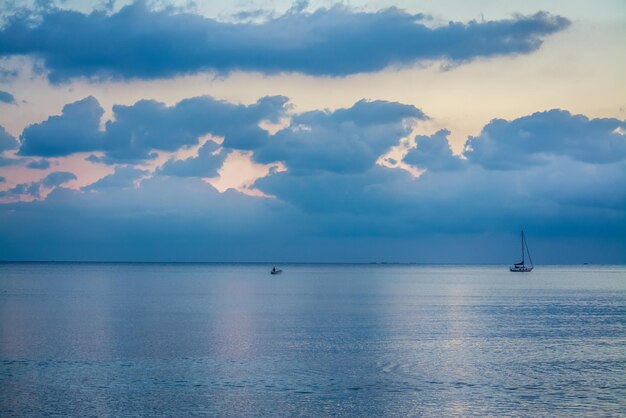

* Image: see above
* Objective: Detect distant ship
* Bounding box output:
[510,231,533,272]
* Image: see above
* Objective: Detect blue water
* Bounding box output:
[0,263,625,416]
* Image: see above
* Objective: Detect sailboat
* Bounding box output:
[510,231,533,272]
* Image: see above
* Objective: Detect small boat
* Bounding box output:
[270,267,282,275]
[510,231,533,272]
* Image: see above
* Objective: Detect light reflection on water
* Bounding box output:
[0,263,625,416]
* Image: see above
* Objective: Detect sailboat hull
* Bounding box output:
[510,266,533,272]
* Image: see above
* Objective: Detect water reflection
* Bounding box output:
[0,263,625,416]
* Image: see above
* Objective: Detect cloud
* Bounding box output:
[251,105,625,241]
[41,171,76,187]
[254,152,625,241]
[0,182,41,199]
[0,90,16,104]
[0,125,18,152]
[18,96,104,156]
[0,170,76,199]
[16,96,420,171]
[82,166,146,190]
[17,94,288,162]
[0,176,5,183]
[0,176,291,261]
[0,2,570,82]
[255,165,410,217]
[464,110,626,169]
[254,99,425,174]
[26,158,51,169]
[404,129,465,172]
[159,141,227,178]
[101,95,287,163]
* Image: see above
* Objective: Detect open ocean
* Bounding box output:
[0,263,624,416]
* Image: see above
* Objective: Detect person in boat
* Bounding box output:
[272,267,276,273]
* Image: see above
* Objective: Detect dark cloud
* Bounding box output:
[18,96,104,156]
[83,166,147,191]
[0,176,291,261]
[254,152,625,242]
[0,125,18,151]
[41,171,76,187]
[159,141,227,178]
[101,95,286,162]
[321,99,427,126]
[251,106,625,243]
[0,2,569,82]
[26,158,51,169]
[464,110,626,169]
[255,165,411,217]
[0,90,16,104]
[0,182,41,199]
[254,99,425,174]
[0,170,76,199]
[17,94,288,161]
[404,129,465,172]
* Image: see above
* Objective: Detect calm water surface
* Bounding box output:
[0,263,625,416]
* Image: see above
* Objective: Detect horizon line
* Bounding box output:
[0,260,622,266]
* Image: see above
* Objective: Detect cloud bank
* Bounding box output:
[1,95,624,262]
[0,2,570,82]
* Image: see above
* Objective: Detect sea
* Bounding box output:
[0,263,624,417]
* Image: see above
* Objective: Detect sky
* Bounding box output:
[0,0,624,263]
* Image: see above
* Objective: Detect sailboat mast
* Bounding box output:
[510,230,533,272]
[525,234,533,267]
